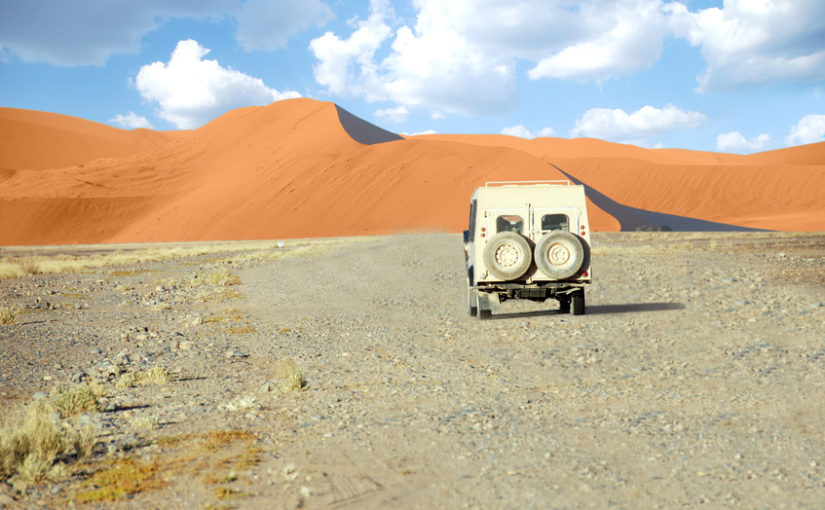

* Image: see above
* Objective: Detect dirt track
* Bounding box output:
[2,232,825,508]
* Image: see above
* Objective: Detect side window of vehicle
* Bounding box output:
[541,214,569,232]
[496,215,524,233]
[468,200,477,241]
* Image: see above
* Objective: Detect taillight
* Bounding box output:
[581,271,588,277]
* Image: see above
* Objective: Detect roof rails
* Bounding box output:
[484,180,571,187]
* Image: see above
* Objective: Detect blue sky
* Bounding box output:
[1,0,824,153]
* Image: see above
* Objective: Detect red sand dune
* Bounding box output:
[1,98,823,245]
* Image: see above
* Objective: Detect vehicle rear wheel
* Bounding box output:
[571,291,585,315]
[483,232,533,281]
[558,298,570,314]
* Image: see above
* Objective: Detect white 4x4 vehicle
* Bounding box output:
[464,181,592,319]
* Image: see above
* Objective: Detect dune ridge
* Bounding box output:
[1,98,823,245]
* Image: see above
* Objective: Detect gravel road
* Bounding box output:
[1,232,824,508]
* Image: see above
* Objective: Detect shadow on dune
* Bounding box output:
[335,104,403,145]
[550,163,765,232]
[490,301,685,320]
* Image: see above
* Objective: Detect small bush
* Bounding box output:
[0,306,16,325]
[277,359,307,393]
[53,385,99,416]
[0,400,96,483]
[116,366,171,389]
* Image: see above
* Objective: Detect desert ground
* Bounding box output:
[1,231,824,508]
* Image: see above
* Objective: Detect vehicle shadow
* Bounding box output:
[489,301,684,320]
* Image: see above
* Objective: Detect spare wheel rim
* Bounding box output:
[495,242,522,268]
[547,242,571,266]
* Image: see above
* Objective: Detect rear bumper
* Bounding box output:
[474,280,588,301]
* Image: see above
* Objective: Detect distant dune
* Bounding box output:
[1,99,823,245]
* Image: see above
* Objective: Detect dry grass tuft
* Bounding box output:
[0,400,97,483]
[52,385,99,416]
[276,358,307,393]
[18,257,40,275]
[0,306,17,325]
[116,366,172,389]
[200,270,240,286]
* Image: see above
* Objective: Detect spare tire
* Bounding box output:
[534,231,585,280]
[483,232,532,281]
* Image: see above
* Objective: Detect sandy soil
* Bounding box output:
[1,232,824,508]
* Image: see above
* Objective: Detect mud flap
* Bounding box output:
[477,292,501,313]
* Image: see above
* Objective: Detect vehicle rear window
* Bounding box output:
[542,214,569,231]
[497,215,523,233]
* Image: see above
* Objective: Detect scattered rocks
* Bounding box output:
[1,233,824,508]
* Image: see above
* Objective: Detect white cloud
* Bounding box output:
[135,39,300,129]
[501,125,555,138]
[309,0,393,99]
[501,125,533,138]
[110,112,154,130]
[786,114,825,146]
[0,0,333,66]
[571,104,706,142]
[528,0,667,81]
[716,131,771,153]
[374,105,409,123]
[309,0,668,117]
[666,0,825,91]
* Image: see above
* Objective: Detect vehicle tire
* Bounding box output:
[482,232,533,281]
[571,291,585,316]
[468,285,478,317]
[558,298,570,314]
[534,231,585,280]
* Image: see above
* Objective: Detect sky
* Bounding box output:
[1,0,824,153]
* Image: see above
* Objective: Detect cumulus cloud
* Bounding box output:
[135,39,300,129]
[501,125,555,138]
[571,104,706,142]
[786,114,825,146]
[666,0,825,91]
[374,106,409,123]
[310,0,393,99]
[309,0,669,117]
[716,131,771,153]
[110,112,154,130]
[0,0,333,66]
[528,0,667,81]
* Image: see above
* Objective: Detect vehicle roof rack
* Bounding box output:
[484,180,571,187]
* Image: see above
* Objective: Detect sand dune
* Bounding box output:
[1,98,823,245]
[0,107,182,171]
[420,133,825,231]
